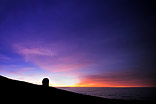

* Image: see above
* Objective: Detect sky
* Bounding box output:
[0,0,155,87]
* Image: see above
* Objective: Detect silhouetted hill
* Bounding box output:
[0,75,154,104]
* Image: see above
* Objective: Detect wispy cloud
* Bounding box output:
[13,42,55,61]
[0,64,35,74]
[0,54,12,60]
[13,42,94,72]
[37,62,92,72]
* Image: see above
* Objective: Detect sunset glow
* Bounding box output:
[0,0,155,87]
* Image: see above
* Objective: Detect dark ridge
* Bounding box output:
[0,75,154,104]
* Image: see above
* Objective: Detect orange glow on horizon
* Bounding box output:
[49,84,153,87]
[47,82,153,87]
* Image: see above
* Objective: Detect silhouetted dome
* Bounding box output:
[42,78,49,87]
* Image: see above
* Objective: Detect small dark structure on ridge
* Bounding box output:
[42,78,49,87]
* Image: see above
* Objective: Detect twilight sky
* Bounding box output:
[0,0,155,87]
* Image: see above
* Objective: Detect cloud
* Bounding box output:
[17,47,53,56]
[0,64,35,74]
[0,64,18,73]
[78,71,156,87]
[0,54,12,60]
[14,43,54,55]
[13,43,55,61]
[13,42,94,72]
[37,61,92,72]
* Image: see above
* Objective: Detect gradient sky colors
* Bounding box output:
[0,0,155,87]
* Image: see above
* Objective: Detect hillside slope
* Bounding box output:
[0,75,153,104]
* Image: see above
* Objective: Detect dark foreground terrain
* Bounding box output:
[0,75,155,104]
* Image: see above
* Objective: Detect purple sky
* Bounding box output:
[0,0,155,87]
